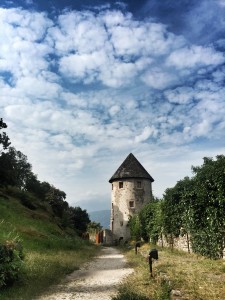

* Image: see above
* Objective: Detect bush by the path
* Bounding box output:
[0,240,24,288]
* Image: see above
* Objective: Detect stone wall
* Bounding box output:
[157,233,192,254]
[157,234,225,259]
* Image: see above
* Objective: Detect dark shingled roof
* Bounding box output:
[109,153,154,183]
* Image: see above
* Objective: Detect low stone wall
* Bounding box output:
[157,234,225,259]
[157,234,192,254]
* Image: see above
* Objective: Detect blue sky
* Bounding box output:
[1,0,225,212]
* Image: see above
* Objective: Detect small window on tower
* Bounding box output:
[129,201,134,208]
[112,184,113,190]
[137,181,142,188]
[119,182,123,189]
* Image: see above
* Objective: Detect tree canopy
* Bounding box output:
[0,118,11,152]
[129,155,225,259]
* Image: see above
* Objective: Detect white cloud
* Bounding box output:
[135,126,158,143]
[59,51,106,82]
[164,87,194,104]
[167,45,225,69]
[15,76,62,99]
[1,5,225,210]
[109,105,120,116]
[142,68,178,89]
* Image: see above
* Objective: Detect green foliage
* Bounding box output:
[0,190,98,299]
[0,147,33,189]
[70,207,90,235]
[156,278,171,300]
[0,118,11,152]
[112,288,149,300]
[0,240,24,288]
[6,187,37,210]
[162,177,193,238]
[139,198,163,243]
[128,215,141,241]
[46,185,68,218]
[161,155,225,259]
[136,155,225,259]
[87,221,102,233]
[188,155,225,258]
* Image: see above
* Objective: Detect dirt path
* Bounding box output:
[38,247,134,300]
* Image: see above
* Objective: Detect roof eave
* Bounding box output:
[109,176,154,183]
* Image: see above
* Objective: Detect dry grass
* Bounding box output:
[121,244,225,300]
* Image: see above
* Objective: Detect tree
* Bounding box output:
[69,207,90,235]
[0,147,33,189]
[46,185,68,218]
[128,215,141,241]
[25,174,42,197]
[188,156,225,258]
[139,198,163,243]
[87,221,102,233]
[0,118,11,152]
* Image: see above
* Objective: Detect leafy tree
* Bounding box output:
[69,207,90,235]
[46,186,68,218]
[0,147,33,188]
[157,156,225,258]
[8,147,33,189]
[87,221,102,233]
[189,156,225,258]
[0,118,11,152]
[0,119,12,186]
[162,187,183,238]
[128,214,141,241]
[139,198,163,243]
[25,174,42,196]
[0,152,17,186]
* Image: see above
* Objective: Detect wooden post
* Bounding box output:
[187,232,190,253]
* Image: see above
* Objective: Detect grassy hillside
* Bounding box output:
[0,187,99,300]
[89,209,110,229]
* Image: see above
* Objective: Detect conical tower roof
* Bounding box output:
[109,153,154,183]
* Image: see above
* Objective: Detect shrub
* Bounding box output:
[0,240,24,288]
[5,187,37,210]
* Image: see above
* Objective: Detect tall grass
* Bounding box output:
[117,243,225,300]
[1,240,99,299]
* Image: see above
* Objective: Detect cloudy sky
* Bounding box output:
[1,0,225,212]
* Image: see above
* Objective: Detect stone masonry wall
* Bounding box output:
[157,234,192,254]
[111,178,152,241]
[158,234,225,259]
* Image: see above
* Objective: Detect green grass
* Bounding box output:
[0,189,99,299]
[1,245,99,300]
[118,243,225,300]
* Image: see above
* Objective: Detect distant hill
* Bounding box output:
[89,210,111,229]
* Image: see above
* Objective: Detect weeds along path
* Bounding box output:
[38,246,134,300]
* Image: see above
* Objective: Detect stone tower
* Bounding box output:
[109,153,154,241]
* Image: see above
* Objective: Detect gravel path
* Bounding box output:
[38,247,134,300]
